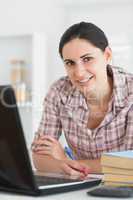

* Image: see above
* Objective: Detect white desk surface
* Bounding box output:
[0,189,130,200]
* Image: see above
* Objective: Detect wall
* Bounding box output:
[63,0,133,73]
[0,0,65,84]
[0,0,66,146]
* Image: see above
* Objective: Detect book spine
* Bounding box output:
[104,174,133,182]
[104,181,133,187]
[101,155,133,170]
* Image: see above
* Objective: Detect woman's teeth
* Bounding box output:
[79,76,93,83]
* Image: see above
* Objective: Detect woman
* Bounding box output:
[32,22,133,177]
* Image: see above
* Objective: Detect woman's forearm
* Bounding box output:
[32,152,64,173]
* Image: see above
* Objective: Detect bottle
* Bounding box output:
[10,59,22,84]
[16,82,26,104]
[10,59,27,104]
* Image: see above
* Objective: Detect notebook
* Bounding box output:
[0,85,101,196]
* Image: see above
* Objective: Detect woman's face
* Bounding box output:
[62,38,112,97]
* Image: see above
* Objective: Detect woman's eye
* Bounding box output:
[65,61,74,67]
[83,57,92,62]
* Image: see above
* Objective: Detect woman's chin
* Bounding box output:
[82,85,96,97]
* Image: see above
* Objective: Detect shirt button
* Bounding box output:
[87,129,92,137]
[68,111,73,118]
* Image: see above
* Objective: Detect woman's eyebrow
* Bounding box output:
[63,53,93,62]
[63,58,73,62]
[80,53,92,58]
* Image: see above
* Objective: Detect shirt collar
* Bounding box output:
[60,77,88,110]
[108,65,128,109]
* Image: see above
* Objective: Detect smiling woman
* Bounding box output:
[62,38,112,102]
[31,22,133,177]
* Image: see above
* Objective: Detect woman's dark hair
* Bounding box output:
[59,22,109,58]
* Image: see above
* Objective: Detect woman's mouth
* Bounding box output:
[78,75,94,85]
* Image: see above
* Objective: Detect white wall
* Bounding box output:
[63,0,133,73]
[0,0,60,34]
[0,0,66,84]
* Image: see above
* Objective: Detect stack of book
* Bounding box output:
[101,150,133,186]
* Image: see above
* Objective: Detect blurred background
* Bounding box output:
[0,0,133,148]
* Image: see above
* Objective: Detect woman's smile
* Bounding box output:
[76,75,94,86]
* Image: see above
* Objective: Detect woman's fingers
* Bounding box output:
[32,142,52,153]
[40,135,57,142]
[32,134,66,160]
[32,139,45,148]
[69,161,91,175]
[32,136,53,148]
[67,161,85,172]
[43,140,53,146]
[61,160,91,178]
[35,150,51,155]
[35,145,51,150]
[61,163,82,177]
[32,135,57,148]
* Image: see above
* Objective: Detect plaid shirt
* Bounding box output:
[34,65,133,159]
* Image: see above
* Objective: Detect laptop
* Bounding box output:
[0,85,101,196]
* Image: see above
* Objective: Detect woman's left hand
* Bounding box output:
[32,135,67,160]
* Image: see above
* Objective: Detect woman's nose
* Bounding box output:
[74,64,86,78]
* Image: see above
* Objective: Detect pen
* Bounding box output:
[64,146,76,160]
[65,146,89,175]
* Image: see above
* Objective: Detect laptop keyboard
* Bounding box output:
[35,175,80,186]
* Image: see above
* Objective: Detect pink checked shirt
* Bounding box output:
[34,65,133,159]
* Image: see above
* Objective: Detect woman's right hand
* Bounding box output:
[59,159,91,179]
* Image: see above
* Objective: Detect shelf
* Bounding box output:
[17,101,32,108]
[0,33,47,145]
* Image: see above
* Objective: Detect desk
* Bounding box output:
[0,189,130,200]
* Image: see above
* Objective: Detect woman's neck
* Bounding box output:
[86,76,113,110]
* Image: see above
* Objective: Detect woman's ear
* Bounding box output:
[104,46,112,64]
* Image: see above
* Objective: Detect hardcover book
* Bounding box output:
[104,173,133,183]
[101,151,133,169]
[102,166,133,175]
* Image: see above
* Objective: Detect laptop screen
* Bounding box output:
[0,85,37,191]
